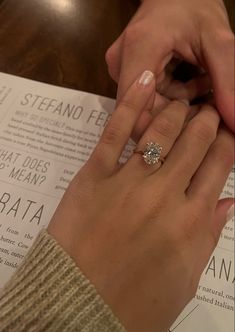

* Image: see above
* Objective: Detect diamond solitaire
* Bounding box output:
[142,142,163,165]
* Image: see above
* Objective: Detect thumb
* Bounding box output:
[203,30,235,132]
[212,199,234,244]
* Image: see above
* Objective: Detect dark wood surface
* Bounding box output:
[0,0,234,99]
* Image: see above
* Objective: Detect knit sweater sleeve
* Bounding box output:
[0,230,126,332]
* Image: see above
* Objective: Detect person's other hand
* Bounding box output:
[48,71,234,332]
[106,0,235,132]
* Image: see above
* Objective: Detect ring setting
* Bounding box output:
[134,142,164,165]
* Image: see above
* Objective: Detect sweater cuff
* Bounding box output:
[0,230,126,332]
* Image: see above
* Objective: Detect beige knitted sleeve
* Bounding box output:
[0,230,126,332]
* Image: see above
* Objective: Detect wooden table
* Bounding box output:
[0,0,234,99]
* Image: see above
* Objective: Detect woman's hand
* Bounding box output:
[106,0,235,132]
[48,71,234,332]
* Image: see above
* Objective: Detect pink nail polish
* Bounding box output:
[138,70,154,86]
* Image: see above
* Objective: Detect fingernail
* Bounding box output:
[180,99,190,106]
[226,203,235,223]
[138,70,154,86]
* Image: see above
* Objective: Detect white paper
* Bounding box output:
[0,72,117,287]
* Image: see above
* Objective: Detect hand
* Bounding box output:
[106,0,235,132]
[48,71,234,332]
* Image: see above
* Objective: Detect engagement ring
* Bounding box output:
[134,142,165,166]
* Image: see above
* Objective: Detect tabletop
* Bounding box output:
[0,0,234,99]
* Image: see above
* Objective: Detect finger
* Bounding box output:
[90,70,155,175]
[164,75,211,101]
[211,199,234,246]
[132,75,211,144]
[133,71,207,143]
[185,105,201,123]
[161,104,220,189]
[132,92,169,142]
[131,108,154,143]
[125,100,190,176]
[203,29,235,131]
[187,126,234,203]
[117,28,172,101]
[152,93,170,116]
[116,29,172,147]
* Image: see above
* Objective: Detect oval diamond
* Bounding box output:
[143,142,162,165]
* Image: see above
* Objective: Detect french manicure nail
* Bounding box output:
[138,70,154,86]
[226,203,234,223]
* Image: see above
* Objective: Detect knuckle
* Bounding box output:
[215,29,234,47]
[105,46,119,81]
[205,27,235,61]
[145,186,168,215]
[102,123,122,146]
[105,46,117,68]
[190,120,217,143]
[123,24,142,48]
[152,115,176,139]
[120,99,138,115]
[105,47,114,65]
